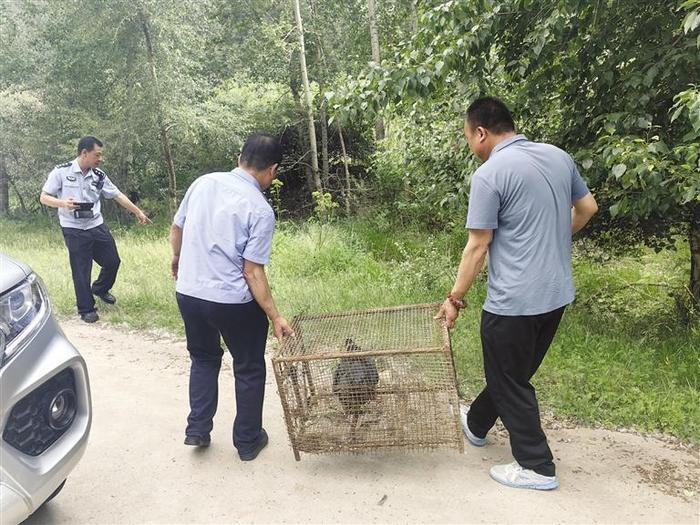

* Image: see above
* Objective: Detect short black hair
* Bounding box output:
[77,136,103,154]
[240,132,282,171]
[465,97,515,134]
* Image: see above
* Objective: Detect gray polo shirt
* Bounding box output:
[42,159,120,229]
[466,135,590,316]
[174,168,276,304]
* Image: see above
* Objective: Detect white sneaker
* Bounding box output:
[489,461,559,490]
[459,405,487,447]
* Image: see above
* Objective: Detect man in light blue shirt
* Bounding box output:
[40,136,150,323]
[170,132,293,461]
[436,97,598,490]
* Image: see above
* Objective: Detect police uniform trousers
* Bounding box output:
[61,223,121,314]
[467,306,566,477]
[176,292,269,455]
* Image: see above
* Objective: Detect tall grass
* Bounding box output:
[1,217,698,441]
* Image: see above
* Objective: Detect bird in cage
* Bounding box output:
[332,338,379,433]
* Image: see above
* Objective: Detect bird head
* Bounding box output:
[345,338,361,353]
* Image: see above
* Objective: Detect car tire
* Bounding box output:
[44,479,67,504]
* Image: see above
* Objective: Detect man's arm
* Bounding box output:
[572,192,598,234]
[243,259,294,341]
[114,192,151,224]
[169,224,183,279]
[39,191,78,210]
[436,228,493,329]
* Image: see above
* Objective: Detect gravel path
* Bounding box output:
[23,320,700,524]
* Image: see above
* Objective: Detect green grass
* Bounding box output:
[1,216,698,441]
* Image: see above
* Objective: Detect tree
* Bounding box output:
[0,91,45,215]
[2,0,219,217]
[335,0,700,305]
[136,2,178,215]
[293,0,322,192]
[367,0,385,140]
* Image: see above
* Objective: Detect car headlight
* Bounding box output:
[0,273,48,367]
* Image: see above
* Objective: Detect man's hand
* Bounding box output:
[136,210,152,225]
[171,255,179,279]
[63,198,79,210]
[40,192,78,210]
[272,316,295,342]
[435,299,460,329]
[114,193,152,225]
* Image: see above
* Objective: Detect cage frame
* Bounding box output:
[272,302,464,461]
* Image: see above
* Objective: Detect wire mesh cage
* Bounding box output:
[272,303,464,460]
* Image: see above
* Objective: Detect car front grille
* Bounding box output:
[3,368,77,456]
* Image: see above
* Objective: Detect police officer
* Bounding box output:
[40,136,151,323]
[170,132,293,460]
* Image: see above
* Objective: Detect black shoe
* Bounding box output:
[95,292,117,305]
[80,311,99,323]
[184,435,211,447]
[238,429,268,461]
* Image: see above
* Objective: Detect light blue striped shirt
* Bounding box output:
[174,168,275,304]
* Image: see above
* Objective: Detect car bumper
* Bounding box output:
[0,482,30,524]
[0,309,91,525]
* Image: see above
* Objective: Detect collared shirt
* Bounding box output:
[174,167,276,304]
[466,134,590,316]
[42,159,120,229]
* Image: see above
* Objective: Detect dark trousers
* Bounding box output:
[176,292,269,454]
[61,224,121,314]
[467,306,565,477]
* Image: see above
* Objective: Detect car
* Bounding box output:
[0,253,91,524]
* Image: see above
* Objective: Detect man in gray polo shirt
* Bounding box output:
[437,97,598,490]
[170,132,293,461]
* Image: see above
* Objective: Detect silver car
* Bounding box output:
[0,254,91,524]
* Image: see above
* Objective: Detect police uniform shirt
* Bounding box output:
[42,159,120,229]
[173,167,276,304]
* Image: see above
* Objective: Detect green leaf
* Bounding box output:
[643,66,657,88]
[582,158,593,170]
[684,10,700,33]
[612,164,627,178]
[670,105,684,123]
[647,141,669,154]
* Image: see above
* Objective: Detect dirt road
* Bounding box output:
[24,320,699,524]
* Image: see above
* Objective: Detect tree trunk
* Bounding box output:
[337,124,352,215]
[117,139,131,223]
[7,174,27,214]
[315,45,329,188]
[138,7,178,215]
[690,218,700,306]
[410,0,418,33]
[320,102,329,188]
[7,151,30,214]
[293,0,322,193]
[0,152,9,216]
[289,85,315,197]
[367,0,385,140]
[298,122,314,195]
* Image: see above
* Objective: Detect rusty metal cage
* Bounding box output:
[272,303,464,460]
